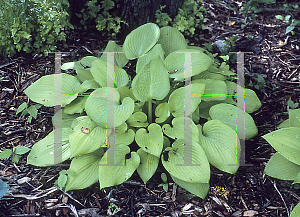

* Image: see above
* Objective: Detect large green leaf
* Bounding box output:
[262,127,300,165]
[264,152,300,181]
[75,68,94,83]
[117,86,137,102]
[136,149,159,183]
[127,112,149,128]
[277,119,290,129]
[62,56,98,82]
[155,102,170,123]
[135,123,164,157]
[115,122,128,134]
[52,110,80,128]
[207,63,236,76]
[108,129,135,146]
[168,83,205,117]
[61,56,98,71]
[294,172,300,184]
[79,80,100,93]
[192,106,200,124]
[27,128,72,167]
[65,149,104,191]
[76,56,99,68]
[198,101,224,120]
[85,88,134,128]
[199,120,240,174]
[64,97,87,114]
[117,86,145,112]
[90,59,129,88]
[70,116,90,129]
[99,145,140,189]
[69,117,111,157]
[156,26,187,58]
[123,23,160,59]
[277,109,300,129]
[24,73,80,106]
[225,81,262,113]
[290,202,300,217]
[132,57,170,102]
[164,49,213,80]
[209,103,258,140]
[171,175,209,199]
[136,44,165,74]
[161,139,210,183]
[193,79,228,102]
[162,117,199,143]
[289,108,300,127]
[100,41,129,68]
[192,71,226,81]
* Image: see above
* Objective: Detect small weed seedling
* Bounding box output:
[287,99,299,109]
[16,102,42,123]
[158,173,173,192]
[0,146,31,164]
[248,74,267,93]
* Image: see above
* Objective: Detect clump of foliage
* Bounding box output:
[155,0,207,41]
[23,23,261,199]
[0,0,73,57]
[263,108,300,216]
[0,146,31,164]
[248,74,267,93]
[263,108,300,184]
[75,0,126,37]
[275,13,300,35]
[16,102,42,123]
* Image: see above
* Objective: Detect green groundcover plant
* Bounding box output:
[155,0,206,42]
[23,23,261,199]
[0,0,73,57]
[263,108,300,216]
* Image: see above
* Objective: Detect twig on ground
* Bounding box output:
[272,180,289,216]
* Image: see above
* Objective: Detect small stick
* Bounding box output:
[272,180,289,216]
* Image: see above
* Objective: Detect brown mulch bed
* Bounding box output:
[1,0,300,216]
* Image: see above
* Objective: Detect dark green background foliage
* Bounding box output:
[74,0,125,37]
[0,0,73,57]
[155,0,206,41]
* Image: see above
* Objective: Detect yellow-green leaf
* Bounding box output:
[65,149,104,191]
[27,128,72,167]
[199,120,240,174]
[123,23,160,59]
[24,74,80,106]
[132,57,170,102]
[157,26,187,58]
[262,127,300,165]
[135,123,164,157]
[161,139,210,183]
[99,145,140,189]
[85,88,134,128]
[168,83,205,118]
[137,149,159,183]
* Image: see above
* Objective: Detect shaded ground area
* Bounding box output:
[1,0,300,216]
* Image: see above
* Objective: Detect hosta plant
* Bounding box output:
[263,108,300,183]
[263,108,300,217]
[24,23,261,199]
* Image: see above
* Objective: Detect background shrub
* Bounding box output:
[0,0,73,57]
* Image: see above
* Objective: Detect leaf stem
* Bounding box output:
[148,98,152,124]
